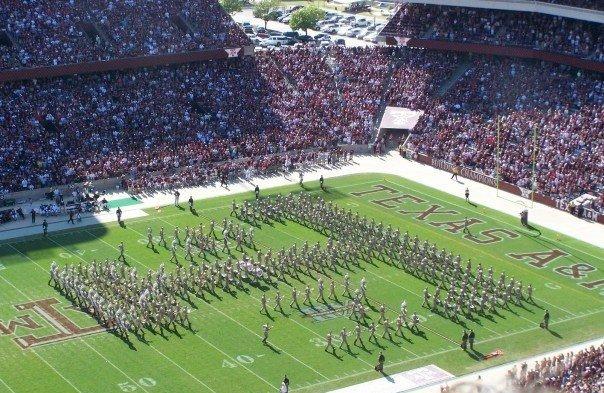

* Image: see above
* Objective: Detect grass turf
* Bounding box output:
[0,173,602,393]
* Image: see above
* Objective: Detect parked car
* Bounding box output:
[296,35,314,43]
[282,31,299,39]
[263,36,294,46]
[346,28,362,37]
[314,33,331,41]
[353,19,370,27]
[337,26,351,36]
[363,32,378,42]
[335,38,346,45]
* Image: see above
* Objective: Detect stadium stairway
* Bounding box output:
[175,13,198,36]
[0,30,22,68]
[371,50,399,140]
[325,54,344,101]
[437,53,472,96]
[91,22,116,50]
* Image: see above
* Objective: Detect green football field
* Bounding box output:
[0,173,602,393]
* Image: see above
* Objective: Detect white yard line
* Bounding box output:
[0,377,16,393]
[185,322,278,391]
[146,346,217,393]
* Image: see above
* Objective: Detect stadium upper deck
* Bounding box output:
[379,3,604,63]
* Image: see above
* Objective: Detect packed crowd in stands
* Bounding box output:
[0,42,602,213]
[381,4,604,61]
[405,56,604,213]
[0,0,249,69]
[506,344,604,392]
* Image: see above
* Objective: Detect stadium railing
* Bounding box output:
[381,37,604,73]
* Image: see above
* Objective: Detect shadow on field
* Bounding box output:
[0,225,109,268]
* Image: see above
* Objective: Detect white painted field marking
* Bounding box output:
[147,346,216,393]
[382,178,604,263]
[32,349,83,393]
[0,377,16,393]
[0,262,5,270]
[187,323,277,390]
[204,296,329,380]
[43,236,216,393]
[0,274,83,393]
[291,307,604,392]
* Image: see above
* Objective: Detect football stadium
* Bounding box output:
[0,1,602,392]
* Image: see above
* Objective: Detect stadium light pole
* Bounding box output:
[496,117,500,197]
[531,126,537,208]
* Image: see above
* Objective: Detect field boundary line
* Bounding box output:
[0,179,381,247]
[292,307,604,392]
[45,234,216,393]
[0,377,16,393]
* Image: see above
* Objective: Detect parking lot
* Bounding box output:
[233,7,388,48]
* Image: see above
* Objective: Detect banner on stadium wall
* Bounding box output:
[405,151,603,225]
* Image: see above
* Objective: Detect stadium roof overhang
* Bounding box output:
[379,0,604,23]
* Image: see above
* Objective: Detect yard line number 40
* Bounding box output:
[117,377,157,392]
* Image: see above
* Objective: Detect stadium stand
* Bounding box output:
[380,4,604,62]
[0,0,250,69]
[506,344,604,392]
[0,0,602,217]
[2,47,601,214]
